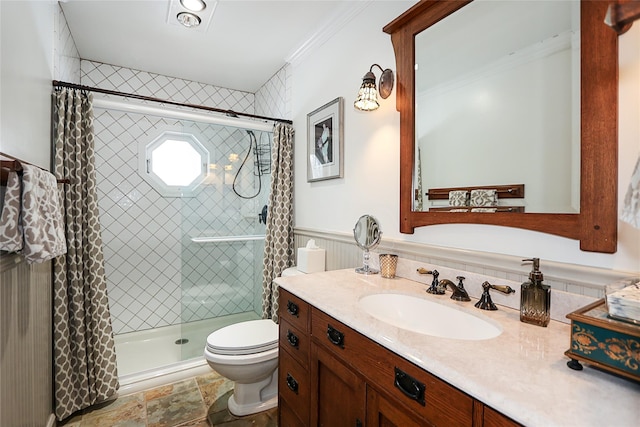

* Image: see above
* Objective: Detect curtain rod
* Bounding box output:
[52,80,293,125]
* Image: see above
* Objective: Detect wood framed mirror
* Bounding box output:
[383,0,619,253]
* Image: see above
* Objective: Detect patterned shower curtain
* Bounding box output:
[52,88,119,421]
[261,123,295,322]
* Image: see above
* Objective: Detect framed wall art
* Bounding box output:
[307,97,343,182]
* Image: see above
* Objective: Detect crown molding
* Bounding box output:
[285,0,372,65]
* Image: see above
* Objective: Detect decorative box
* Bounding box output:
[565,299,639,382]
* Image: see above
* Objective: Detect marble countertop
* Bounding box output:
[275,269,639,427]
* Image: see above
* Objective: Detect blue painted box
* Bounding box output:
[565,299,640,382]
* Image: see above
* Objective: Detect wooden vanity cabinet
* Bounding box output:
[278,289,311,425]
[278,289,521,427]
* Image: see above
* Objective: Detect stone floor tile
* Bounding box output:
[174,417,210,427]
[144,378,199,401]
[146,387,207,427]
[198,376,234,409]
[207,391,277,427]
[78,394,145,423]
[195,371,223,386]
[78,400,146,427]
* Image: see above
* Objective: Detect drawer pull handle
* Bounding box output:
[286,300,299,317]
[327,325,345,348]
[286,330,299,348]
[286,373,299,394]
[394,367,425,406]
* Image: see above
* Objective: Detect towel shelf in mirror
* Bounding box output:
[383,0,619,253]
[424,184,525,200]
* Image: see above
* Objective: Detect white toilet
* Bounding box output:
[203,267,304,416]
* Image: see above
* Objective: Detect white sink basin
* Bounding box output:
[358,293,502,340]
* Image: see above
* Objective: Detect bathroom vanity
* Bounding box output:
[275,270,639,426]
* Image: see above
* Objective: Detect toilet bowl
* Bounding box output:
[203,266,304,416]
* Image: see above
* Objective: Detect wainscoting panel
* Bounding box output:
[294,227,631,298]
[0,254,54,427]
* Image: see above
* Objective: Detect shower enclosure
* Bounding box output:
[91,98,273,384]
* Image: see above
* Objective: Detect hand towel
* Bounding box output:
[620,156,640,228]
[470,189,498,207]
[20,164,67,263]
[449,190,469,206]
[0,170,24,252]
[471,208,497,213]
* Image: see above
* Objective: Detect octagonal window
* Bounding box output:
[143,131,209,197]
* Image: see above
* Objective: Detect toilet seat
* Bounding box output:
[206,319,278,355]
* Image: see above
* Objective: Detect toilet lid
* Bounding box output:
[206,319,278,355]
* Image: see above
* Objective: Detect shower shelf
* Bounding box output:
[191,235,265,243]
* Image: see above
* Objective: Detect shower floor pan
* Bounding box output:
[114,311,260,393]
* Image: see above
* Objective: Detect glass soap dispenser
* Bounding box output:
[520,258,551,327]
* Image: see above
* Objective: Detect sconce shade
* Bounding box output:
[354,71,379,111]
[354,65,394,111]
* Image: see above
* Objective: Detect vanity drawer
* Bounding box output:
[311,307,473,426]
[278,288,310,334]
[278,348,310,424]
[310,307,366,367]
[279,317,310,369]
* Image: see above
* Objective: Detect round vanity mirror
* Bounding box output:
[353,214,381,274]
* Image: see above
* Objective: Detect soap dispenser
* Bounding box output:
[520,258,551,327]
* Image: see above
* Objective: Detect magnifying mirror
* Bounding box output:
[353,214,382,274]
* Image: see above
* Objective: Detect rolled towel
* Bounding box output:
[0,170,24,252]
[471,208,497,213]
[470,189,498,207]
[20,164,67,263]
[448,208,469,212]
[620,156,640,228]
[449,190,469,206]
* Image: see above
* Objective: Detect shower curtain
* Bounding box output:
[52,88,119,421]
[262,123,295,322]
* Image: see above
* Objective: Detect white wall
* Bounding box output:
[292,2,640,275]
[0,0,56,168]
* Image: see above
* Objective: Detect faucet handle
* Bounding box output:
[474,281,515,310]
[417,268,445,295]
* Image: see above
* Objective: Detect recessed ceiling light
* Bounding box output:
[177,12,201,28]
[180,0,206,13]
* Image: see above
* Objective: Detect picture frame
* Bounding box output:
[307,97,344,182]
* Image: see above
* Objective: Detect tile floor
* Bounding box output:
[58,372,278,427]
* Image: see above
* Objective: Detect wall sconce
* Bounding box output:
[354,64,394,111]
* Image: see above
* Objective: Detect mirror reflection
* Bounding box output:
[414,0,580,213]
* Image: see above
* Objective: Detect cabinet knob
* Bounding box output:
[286,300,299,317]
[286,330,299,348]
[327,324,345,348]
[286,373,299,394]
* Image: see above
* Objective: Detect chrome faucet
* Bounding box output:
[442,276,471,302]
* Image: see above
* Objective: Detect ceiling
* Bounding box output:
[61,0,356,93]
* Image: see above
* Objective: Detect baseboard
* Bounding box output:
[46,413,56,427]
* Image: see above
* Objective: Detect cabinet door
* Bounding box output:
[367,386,430,427]
[310,343,366,427]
